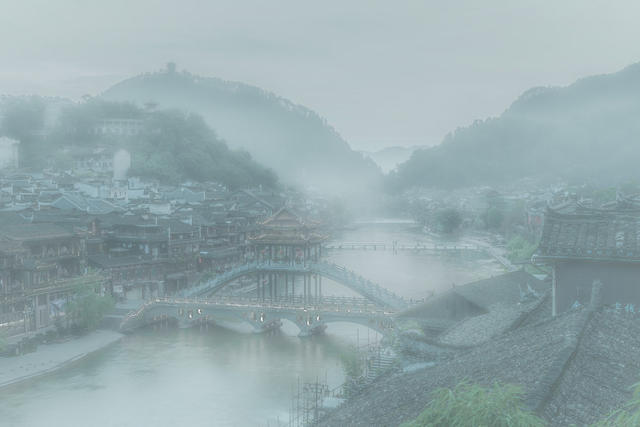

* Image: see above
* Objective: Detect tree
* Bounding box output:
[594,380,640,426]
[436,208,462,234]
[506,236,537,264]
[0,96,45,141]
[66,281,114,333]
[0,331,6,353]
[42,100,278,189]
[401,382,545,427]
[484,206,505,230]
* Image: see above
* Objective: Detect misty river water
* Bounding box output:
[0,222,502,427]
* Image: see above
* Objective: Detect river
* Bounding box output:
[0,222,502,427]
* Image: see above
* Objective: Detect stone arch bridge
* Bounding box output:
[121,261,407,336]
[120,295,396,336]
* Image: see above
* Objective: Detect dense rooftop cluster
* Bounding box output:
[0,168,332,339]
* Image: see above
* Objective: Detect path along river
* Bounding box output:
[0,221,503,427]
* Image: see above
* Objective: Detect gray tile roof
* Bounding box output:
[320,308,640,427]
[453,270,547,309]
[0,223,74,241]
[535,208,640,262]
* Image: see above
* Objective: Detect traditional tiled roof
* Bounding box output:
[52,193,124,214]
[0,223,74,242]
[453,270,547,309]
[320,307,640,427]
[0,211,29,226]
[534,208,640,262]
[88,254,165,268]
[399,271,547,319]
[249,207,326,245]
[0,239,27,254]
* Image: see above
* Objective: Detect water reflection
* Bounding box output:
[0,223,501,426]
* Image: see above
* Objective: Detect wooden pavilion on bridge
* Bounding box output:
[247,207,328,303]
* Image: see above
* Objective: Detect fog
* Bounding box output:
[3,1,640,150]
[3,2,640,427]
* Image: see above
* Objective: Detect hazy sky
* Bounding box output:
[2,0,640,151]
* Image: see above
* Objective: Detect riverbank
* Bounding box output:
[0,329,123,389]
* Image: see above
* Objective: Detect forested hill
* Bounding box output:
[101,66,381,193]
[0,97,277,189]
[388,62,640,190]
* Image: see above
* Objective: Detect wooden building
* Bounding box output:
[534,206,640,315]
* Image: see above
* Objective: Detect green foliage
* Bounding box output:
[435,208,462,234]
[101,69,382,193]
[593,381,640,426]
[340,346,364,380]
[0,96,45,141]
[388,63,640,190]
[506,236,537,264]
[401,382,546,427]
[483,207,505,230]
[66,281,115,333]
[31,98,278,189]
[126,109,277,189]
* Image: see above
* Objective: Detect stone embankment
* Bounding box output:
[0,329,123,389]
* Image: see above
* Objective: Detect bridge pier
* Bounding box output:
[295,312,327,337]
[248,311,282,333]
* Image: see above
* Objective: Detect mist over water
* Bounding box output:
[0,328,349,426]
[0,223,500,426]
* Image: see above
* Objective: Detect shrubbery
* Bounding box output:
[66,282,115,333]
[401,382,545,427]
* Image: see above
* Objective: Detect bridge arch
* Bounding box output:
[121,298,396,337]
[182,262,406,311]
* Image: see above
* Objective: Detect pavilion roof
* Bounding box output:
[248,230,327,245]
[261,207,312,228]
[249,207,326,245]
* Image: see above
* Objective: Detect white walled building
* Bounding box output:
[0,137,19,169]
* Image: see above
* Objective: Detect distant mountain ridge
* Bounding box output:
[102,67,381,194]
[360,145,426,173]
[389,62,640,190]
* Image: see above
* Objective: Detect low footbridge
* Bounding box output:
[180,261,408,311]
[120,295,396,336]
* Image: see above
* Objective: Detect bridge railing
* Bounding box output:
[311,262,406,309]
[125,295,393,322]
[177,260,407,309]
